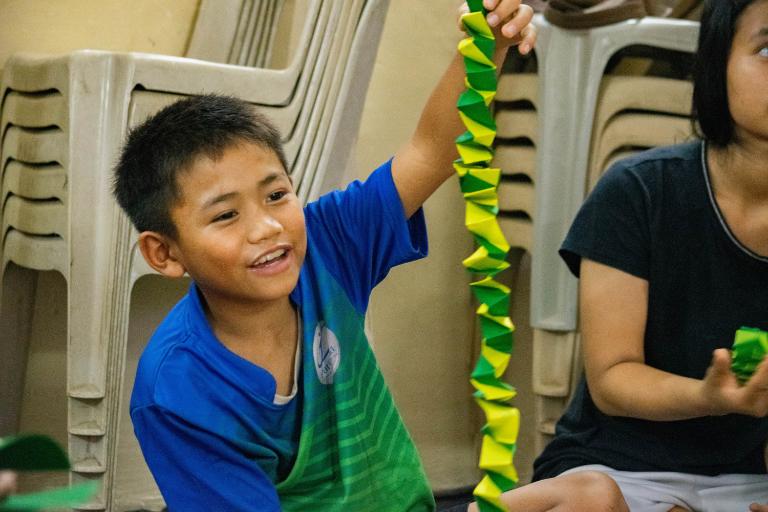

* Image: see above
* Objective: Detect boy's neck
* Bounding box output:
[200,289,297,358]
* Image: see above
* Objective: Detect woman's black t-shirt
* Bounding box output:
[533,140,768,480]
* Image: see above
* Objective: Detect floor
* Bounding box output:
[434,486,475,511]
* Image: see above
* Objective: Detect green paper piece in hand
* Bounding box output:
[0,436,69,471]
[730,326,768,383]
[0,482,98,511]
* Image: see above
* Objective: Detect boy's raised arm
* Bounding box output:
[391,0,536,218]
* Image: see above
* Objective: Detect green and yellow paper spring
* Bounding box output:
[455,1,520,510]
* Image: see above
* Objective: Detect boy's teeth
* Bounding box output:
[256,249,286,265]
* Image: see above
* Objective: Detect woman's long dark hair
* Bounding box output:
[692,0,757,146]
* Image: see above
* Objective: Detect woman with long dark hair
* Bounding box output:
[533,1,768,510]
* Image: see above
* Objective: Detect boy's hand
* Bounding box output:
[459,0,537,55]
[701,349,768,417]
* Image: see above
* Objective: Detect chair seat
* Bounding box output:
[2,161,67,201]
[496,73,538,106]
[3,229,66,273]
[2,196,66,237]
[495,109,539,144]
[1,90,67,130]
[495,145,537,182]
[498,180,535,218]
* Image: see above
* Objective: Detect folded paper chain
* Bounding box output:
[455,2,520,510]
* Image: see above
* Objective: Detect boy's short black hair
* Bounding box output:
[113,94,289,238]
[692,0,756,147]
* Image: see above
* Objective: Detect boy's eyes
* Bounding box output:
[212,210,237,223]
[267,190,288,202]
[210,191,288,222]
[759,46,768,57]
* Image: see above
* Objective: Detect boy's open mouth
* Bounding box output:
[250,248,289,269]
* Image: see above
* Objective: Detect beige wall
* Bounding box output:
[0,0,199,70]
[5,0,538,500]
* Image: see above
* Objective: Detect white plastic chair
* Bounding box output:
[495,145,536,182]
[496,73,538,107]
[187,0,283,66]
[498,181,535,218]
[525,14,699,453]
[529,14,699,332]
[591,112,693,186]
[591,75,693,139]
[495,69,538,253]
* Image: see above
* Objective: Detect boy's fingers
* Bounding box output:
[483,0,500,10]
[500,4,534,39]
[518,24,537,54]
[457,3,469,30]
[487,0,523,28]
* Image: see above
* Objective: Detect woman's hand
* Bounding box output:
[458,0,537,55]
[701,349,768,417]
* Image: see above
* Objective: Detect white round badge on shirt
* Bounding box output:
[312,322,340,384]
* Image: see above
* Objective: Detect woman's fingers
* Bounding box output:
[708,349,733,384]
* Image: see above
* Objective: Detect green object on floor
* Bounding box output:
[1,483,98,511]
[0,434,96,511]
[730,326,768,383]
[0,435,69,471]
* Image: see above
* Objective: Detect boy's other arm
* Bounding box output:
[391,0,536,218]
[132,404,281,512]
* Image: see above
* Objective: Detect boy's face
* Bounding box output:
[168,142,306,307]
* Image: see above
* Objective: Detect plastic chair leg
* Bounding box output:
[0,264,37,435]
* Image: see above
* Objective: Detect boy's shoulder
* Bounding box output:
[130,287,283,423]
[130,291,206,412]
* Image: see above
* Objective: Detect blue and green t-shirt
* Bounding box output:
[130,160,435,511]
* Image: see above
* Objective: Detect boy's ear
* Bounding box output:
[138,231,187,278]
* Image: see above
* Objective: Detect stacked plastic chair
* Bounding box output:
[187,0,283,67]
[588,71,694,188]
[522,13,699,454]
[494,54,538,255]
[0,0,390,509]
[480,52,538,483]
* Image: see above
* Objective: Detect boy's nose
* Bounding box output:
[246,213,284,243]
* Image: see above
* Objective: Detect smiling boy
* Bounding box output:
[113,2,627,511]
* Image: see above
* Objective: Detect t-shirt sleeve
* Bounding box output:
[560,160,652,280]
[303,158,428,312]
[131,404,281,512]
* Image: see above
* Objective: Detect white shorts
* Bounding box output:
[563,464,768,512]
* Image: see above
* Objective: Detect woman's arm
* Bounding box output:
[581,258,768,421]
